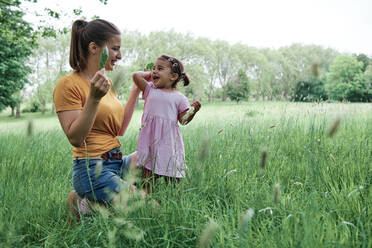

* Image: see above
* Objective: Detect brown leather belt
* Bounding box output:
[100,150,122,160]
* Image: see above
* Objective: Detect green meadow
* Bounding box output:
[0,102,371,247]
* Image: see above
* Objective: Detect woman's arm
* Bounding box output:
[132,71,151,92]
[118,84,141,136]
[57,70,110,147]
[178,101,201,125]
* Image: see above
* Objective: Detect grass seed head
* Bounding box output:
[329,153,336,162]
[328,117,341,137]
[311,63,319,78]
[274,183,280,204]
[239,208,254,233]
[198,135,210,162]
[260,147,268,169]
[27,119,34,138]
[198,219,218,248]
[95,160,103,179]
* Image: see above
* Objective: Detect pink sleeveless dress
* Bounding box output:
[137,82,190,178]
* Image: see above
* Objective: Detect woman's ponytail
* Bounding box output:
[69,20,87,72]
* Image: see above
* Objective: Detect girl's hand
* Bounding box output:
[191,101,201,112]
[90,69,111,101]
[144,71,152,82]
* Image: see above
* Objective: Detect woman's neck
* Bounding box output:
[79,67,98,81]
[79,57,101,81]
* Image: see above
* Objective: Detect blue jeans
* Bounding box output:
[72,147,132,203]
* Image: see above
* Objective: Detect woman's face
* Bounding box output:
[104,34,122,71]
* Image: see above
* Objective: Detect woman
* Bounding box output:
[53,19,139,221]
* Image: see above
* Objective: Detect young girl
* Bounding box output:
[132,54,201,192]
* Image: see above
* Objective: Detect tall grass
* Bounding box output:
[0,102,371,247]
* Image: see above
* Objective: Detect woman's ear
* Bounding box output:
[88,42,98,55]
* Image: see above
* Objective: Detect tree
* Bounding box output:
[226,69,250,103]
[364,64,372,101]
[212,40,240,101]
[0,0,108,116]
[354,53,370,72]
[27,33,70,114]
[325,54,370,102]
[0,0,37,113]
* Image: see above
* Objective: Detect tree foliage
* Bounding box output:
[0,0,37,112]
[226,69,250,102]
[0,0,108,116]
[326,54,371,102]
[5,10,372,115]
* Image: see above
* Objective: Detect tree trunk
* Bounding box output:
[51,104,55,114]
[16,103,21,118]
[283,93,288,101]
[222,89,227,101]
[41,100,46,115]
[11,107,15,117]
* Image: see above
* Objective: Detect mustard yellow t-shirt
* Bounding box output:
[53,71,124,158]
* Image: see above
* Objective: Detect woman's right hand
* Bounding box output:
[90,69,111,101]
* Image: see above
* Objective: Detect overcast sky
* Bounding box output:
[24,0,372,55]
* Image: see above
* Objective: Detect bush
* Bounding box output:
[22,101,41,113]
[292,79,328,102]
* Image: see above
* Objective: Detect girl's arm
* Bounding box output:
[57,70,110,147]
[178,101,201,125]
[118,84,141,136]
[132,71,151,92]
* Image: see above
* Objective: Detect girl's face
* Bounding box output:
[152,59,178,89]
[104,34,122,71]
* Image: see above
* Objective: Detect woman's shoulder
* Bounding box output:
[54,71,90,99]
[55,72,87,89]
